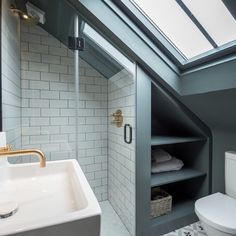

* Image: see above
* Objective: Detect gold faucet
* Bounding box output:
[0,145,46,168]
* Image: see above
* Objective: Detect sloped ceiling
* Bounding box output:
[28,0,123,78]
[181,88,236,131]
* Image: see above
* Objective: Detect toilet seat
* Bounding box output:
[195,192,236,235]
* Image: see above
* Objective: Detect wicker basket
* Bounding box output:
[151,188,172,218]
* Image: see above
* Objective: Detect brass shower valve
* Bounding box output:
[111,109,123,128]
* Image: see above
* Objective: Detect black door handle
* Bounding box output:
[124,124,132,144]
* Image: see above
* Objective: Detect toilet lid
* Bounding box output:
[195,192,236,234]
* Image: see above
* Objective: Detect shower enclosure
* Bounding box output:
[2,0,136,235]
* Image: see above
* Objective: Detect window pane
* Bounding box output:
[131,0,213,59]
[83,23,134,73]
[182,0,236,46]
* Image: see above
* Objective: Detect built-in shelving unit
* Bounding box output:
[149,83,210,235]
[136,73,210,236]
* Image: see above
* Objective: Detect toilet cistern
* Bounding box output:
[0,144,46,168]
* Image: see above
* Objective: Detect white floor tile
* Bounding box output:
[100,201,131,236]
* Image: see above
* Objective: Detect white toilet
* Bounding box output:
[195,151,236,236]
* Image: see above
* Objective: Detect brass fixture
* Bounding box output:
[111,109,123,127]
[0,145,46,168]
[10,3,39,25]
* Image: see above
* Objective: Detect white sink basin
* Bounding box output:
[0,160,101,236]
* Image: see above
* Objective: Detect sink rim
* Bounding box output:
[0,159,101,236]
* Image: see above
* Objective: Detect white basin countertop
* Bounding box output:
[0,159,101,236]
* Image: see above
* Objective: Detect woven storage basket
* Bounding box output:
[151,188,172,218]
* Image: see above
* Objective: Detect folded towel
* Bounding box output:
[152,149,172,163]
[151,157,184,173]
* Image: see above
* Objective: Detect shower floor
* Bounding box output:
[100,201,130,236]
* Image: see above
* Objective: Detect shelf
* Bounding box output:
[151,136,206,146]
[151,198,195,227]
[151,168,206,187]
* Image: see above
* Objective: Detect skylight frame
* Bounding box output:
[112,0,236,70]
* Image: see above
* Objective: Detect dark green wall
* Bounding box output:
[181,57,236,95]
[180,88,236,192]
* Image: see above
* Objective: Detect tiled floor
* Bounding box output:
[163,222,207,236]
[100,201,131,236]
[100,201,206,236]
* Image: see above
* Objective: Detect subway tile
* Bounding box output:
[21,98,29,108]
[86,101,101,109]
[86,163,102,173]
[41,72,60,81]
[22,89,40,99]
[61,57,74,65]
[60,108,75,117]
[77,141,94,149]
[29,62,49,72]
[50,82,68,91]
[60,74,74,83]
[86,117,102,125]
[21,42,28,51]
[30,117,50,126]
[41,126,60,135]
[41,108,60,117]
[29,43,48,54]
[22,126,40,136]
[29,25,48,36]
[60,125,76,134]
[50,100,67,108]
[60,91,75,100]
[21,61,29,70]
[42,54,60,64]
[22,108,40,117]
[21,79,29,89]
[41,36,61,47]
[86,132,101,141]
[49,46,67,56]
[41,90,59,99]
[49,64,67,74]
[86,84,101,93]
[77,109,94,117]
[21,32,41,43]
[30,99,49,108]
[21,52,41,62]
[30,80,49,90]
[21,70,40,80]
[30,135,49,144]
[50,117,68,125]
[50,134,68,143]
[68,66,74,75]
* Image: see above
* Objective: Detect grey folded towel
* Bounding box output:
[151,157,184,173]
[152,149,172,163]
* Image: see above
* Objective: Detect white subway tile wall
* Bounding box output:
[20,24,108,201]
[2,0,22,163]
[3,17,136,232]
[108,69,136,236]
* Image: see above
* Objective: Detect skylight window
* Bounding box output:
[182,0,236,46]
[128,0,236,63]
[131,0,213,59]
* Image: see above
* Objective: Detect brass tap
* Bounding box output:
[0,145,46,168]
